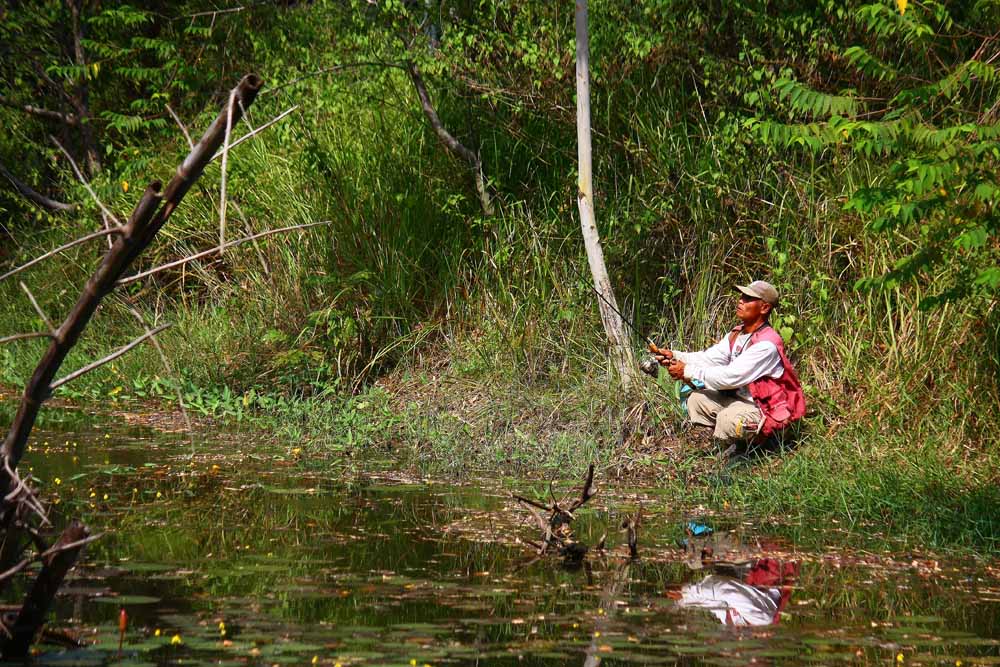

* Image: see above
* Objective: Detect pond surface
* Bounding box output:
[5,408,1000,667]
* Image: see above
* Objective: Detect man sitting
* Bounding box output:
[653,280,805,450]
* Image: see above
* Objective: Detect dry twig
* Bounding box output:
[50,324,171,390]
[117,220,331,285]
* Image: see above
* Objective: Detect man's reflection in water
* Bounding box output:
[671,558,799,627]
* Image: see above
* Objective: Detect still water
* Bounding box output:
[6,408,1000,666]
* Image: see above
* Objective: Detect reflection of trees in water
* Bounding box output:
[59,468,1000,660]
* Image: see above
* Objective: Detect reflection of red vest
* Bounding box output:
[728,325,806,437]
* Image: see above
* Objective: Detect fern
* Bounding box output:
[773,78,860,118]
[854,3,935,44]
[842,46,897,81]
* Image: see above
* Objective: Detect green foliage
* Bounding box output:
[0,0,998,545]
[751,1,1000,306]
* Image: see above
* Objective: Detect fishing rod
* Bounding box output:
[563,259,655,348]
[565,261,696,388]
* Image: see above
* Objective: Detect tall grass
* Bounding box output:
[0,42,998,548]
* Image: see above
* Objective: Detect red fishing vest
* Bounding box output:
[728,325,806,438]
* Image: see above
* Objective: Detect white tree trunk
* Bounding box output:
[575,0,635,389]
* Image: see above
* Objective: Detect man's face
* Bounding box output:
[736,293,771,323]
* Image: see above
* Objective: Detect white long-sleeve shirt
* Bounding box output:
[678,575,781,626]
[674,330,784,401]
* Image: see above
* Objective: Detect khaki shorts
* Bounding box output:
[686,389,762,443]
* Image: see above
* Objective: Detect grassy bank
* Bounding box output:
[1,2,998,551]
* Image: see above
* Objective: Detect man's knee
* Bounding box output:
[686,390,718,427]
[714,403,761,442]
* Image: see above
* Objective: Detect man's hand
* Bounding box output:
[667,359,686,380]
[648,343,674,366]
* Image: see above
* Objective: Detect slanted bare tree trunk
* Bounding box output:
[0,73,263,659]
[406,62,494,217]
[575,0,635,388]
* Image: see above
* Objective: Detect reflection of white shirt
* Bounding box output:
[675,331,783,400]
[678,575,780,626]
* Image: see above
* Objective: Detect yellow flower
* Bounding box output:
[154,629,161,637]
[156,492,162,498]
[896,0,907,14]
[897,653,904,663]
[103,494,109,500]
[54,478,61,485]
[311,657,318,665]
[122,181,129,193]
[171,634,182,645]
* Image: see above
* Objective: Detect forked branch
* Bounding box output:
[512,464,599,557]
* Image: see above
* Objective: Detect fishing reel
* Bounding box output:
[639,356,661,378]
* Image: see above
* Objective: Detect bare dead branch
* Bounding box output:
[0,228,121,283]
[2,459,47,525]
[49,137,121,226]
[118,220,331,285]
[0,96,79,126]
[0,73,263,505]
[0,530,103,586]
[0,333,51,346]
[39,532,102,559]
[228,200,271,274]
[210,105,299,161]
[18,283,53,334]
[185,5,246,18]
[219,90,236,252]
[622,506,641,559]
[567,463,597,513]
[3,521,90,657]
[406,62,493,216]
[513,464,600,559]
[165,104,194,150]
[511,493,551,513]
[127,308,192,441]
[0,162,75,212]
[50,324,171,390]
